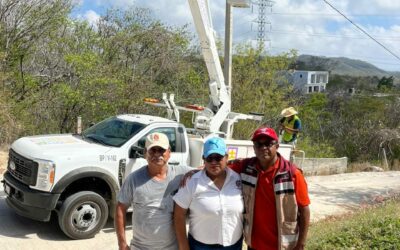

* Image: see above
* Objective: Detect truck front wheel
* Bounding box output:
[58,191,109,239]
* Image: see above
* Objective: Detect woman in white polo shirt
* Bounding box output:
[173,137,244,250]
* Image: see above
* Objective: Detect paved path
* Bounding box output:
[307,171,400,222]
[1,171,400,249]
[0,175,131,250]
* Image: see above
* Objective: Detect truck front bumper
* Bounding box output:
[2,172,60,222]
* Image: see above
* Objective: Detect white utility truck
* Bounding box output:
[2,0,292,239]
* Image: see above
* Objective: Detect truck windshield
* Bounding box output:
[81,117,144,147]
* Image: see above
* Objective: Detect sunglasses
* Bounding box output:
[148,147,167,154]
[254,141,277,149]
[205,154,225,163]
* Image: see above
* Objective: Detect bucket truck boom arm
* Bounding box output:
[145,0,261,138]
[188,0,260,138]
[187,0,231,134]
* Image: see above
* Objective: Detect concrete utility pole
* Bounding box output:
[224,0,250,97]
[224,2,233,97]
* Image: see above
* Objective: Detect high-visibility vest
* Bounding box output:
[282,115,300,142]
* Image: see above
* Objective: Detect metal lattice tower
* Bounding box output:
[254,0,274,47]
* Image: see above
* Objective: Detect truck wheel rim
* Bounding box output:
[71,203,99,230]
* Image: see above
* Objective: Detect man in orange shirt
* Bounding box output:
[229,127,310,250]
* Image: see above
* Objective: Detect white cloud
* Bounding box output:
[78,0,400,71]
[263,0,400,71]
[83,10,101,27]
[134,0,193,27]
[95,0,135,8]
[348,0,400,13]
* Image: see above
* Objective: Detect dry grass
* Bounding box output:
[348,160,400,173]
[0,92,22,145]
[391,159,400,171]
[346,162,373,173]
[0,146,8,175]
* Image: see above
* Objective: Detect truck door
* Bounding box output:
[124,126,187,178]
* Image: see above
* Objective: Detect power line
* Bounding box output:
[272,12,400,17]
[226,21,400,42]
[323,0,400,62]
[227,17,400,41]
[270,29,400,41]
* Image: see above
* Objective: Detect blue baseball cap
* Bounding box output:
[203,137,227,158]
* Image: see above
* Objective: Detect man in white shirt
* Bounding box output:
[173,137,244,250]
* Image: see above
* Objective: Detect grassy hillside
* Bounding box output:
[295,55,399,78]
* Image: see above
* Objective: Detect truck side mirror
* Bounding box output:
[130,145,144,159]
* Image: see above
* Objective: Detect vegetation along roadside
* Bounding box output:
[307,196,400,249]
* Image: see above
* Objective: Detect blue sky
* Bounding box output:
[72,0,400,72]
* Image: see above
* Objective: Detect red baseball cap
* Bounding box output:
[251,127,278,141]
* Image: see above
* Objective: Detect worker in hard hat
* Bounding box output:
[279,107,301,145]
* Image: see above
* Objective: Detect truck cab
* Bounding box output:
[3,114,190,239]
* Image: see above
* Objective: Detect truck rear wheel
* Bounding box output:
[58,191,108,239]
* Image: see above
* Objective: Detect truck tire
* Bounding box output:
[58,191,108,239]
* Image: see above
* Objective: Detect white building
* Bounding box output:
[291,70,329,94]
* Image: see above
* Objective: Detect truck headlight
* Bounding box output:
[31,159,55,192]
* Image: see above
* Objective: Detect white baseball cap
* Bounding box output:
[145,132,170,150]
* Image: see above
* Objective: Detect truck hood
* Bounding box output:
[11,134,113,161]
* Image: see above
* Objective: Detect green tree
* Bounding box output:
[377,76,394,90]
[0,0,73,100]
[0,5,205,137]
[301,93,330,140]
[0,0,77,137]
[97,8,203,115]
[230,44,297,139]
[326,96,387,161]
[297,93,335,157]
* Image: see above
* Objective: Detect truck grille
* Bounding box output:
[8,149,38,186]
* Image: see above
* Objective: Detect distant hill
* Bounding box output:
[295,55,400,78]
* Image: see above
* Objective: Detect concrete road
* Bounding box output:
[0,176,132,250]
[307,171,400,222]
